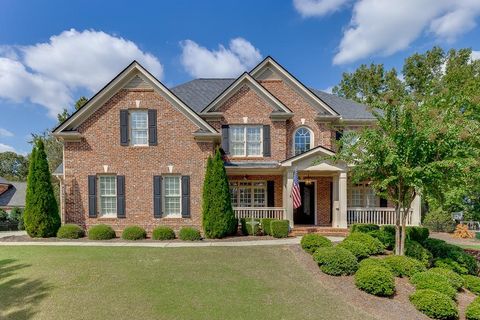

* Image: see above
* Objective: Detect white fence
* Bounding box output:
[347,207,413,226]
[233,207,285,220]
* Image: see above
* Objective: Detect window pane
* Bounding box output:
[231,127,245,142]
[246,127,262,156]
[131,129,148,145]
[164,176,180,196]
[100,196,117,215]
[130,111,148,145]
[99,176,117,215]
[131,111,148,129]
[246,127,261,142]
[294,128,311,155]
[99,176,116,196]
[247,142,261,156]
[351,188,362,207]
[253,188,266,206]
[239,188,252,207]
[231,142,245,156]
[165,197,181,215]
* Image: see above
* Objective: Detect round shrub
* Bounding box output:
[152,226,175,240]
[358,257,389,269]
[384,255,426,277]
[345,232,384,255]
[351,223,379,233]
[368,229,395,250]
[466,297,480,320]
[406,226,430,243]
[240,218,260,235]
[121,226,146,240]
[301,234,333,254]
[57,224,85,239]
[338,239,371,260]
[405,240,433,267]
[179,227,202,241]
[434,258,469,275]
[313,247,358,276]
[424,238,478,275]
[410,271,457,300]
[428,268,464,290]
[355,265,395,296]
[463,275,480,295]
[88,224,116,240]
[270,220,289,238]
[409,289,458,320]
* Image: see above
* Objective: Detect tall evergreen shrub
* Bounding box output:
[202,149,237,238]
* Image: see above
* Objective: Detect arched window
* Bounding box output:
[294,127,312,155]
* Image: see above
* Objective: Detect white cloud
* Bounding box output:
[0,29,163,118]
[293,0,351,17]
[180,38,262,78]
[0,143,16,153]
[0,128,14,137]
[471,50,480,60]
[332,0,480,65]
[323,86,334,94]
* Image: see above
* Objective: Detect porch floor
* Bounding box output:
[290,225,349,237]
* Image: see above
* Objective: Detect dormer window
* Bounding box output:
[294,127,312,155]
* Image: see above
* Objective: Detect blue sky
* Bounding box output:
[1,0,479,155]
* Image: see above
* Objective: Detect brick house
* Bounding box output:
[52,57,421,234]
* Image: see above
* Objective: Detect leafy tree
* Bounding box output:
[57,96,88,123]
[23,140,61,237]
[0,151,29,181]
[202,149,237,238]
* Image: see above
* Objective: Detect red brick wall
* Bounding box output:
[0,184,9,195]
[63,88,215,234]
[315,177,332,225]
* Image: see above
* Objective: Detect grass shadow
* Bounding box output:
[0,259,51,319]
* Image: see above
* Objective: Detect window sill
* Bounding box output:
[97,216,117,220]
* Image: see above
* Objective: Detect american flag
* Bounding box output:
[291,168,302,209]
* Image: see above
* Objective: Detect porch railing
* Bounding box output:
[233,207,285,220]
[347,207,413,226]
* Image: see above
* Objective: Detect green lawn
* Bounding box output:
[0,245,372,320]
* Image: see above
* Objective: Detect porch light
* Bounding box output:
[303,175,314,185]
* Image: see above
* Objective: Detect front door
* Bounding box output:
[293,182,315,225]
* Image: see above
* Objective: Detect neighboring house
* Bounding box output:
[0,177,26,212]
[52,57,421,234]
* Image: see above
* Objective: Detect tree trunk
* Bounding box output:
[394,205,401,255]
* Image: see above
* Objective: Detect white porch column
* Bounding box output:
[284,169,294,227]
[337,172,348,228]
[332,175,340,227]
[411,194,422,226]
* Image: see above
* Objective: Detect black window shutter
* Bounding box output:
[267,181,275,207]
[335,130,343,141]
[120,110,129,146]
[263,125,271,157]
[380,198,388,208]
[221,125,230,154]
[148,109,157,146]
[153,176,162,218]
[88,175,97,217]
[181,176,190,218]
[117,175,126,218]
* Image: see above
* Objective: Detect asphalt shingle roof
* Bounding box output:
[170,78,375,119]
[0,181,26,207]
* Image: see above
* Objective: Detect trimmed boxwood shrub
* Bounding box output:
[405,240,433,267]
[88,224,116,240]
[410,271,457,299]
[428,268,464,290]
[301,234,333,254]
[358,257,389,269]
[463,275,480,295]
[466,297,480,320]
[261,218,275,235]
[338,239,371,259]
[406,226,430,243]
[355,265,395,296]
[409,289,458,320]
[57,224,85,239]
[152,226,175,240]
[313,247,358,276]
[351,223,379,233]
[368,229,395,250]
[384,255,426,277]
[380,225,396,236]
[270,220,289,238]
[424,238,478,275]
[345,232,384,255]
[179,227,202,241]
[240,218,261,235]
[122,226,147,240]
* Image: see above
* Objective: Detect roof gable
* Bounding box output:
[201,73,292,114]
[53,61,217,135]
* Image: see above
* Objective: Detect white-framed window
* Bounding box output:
[350,188,363,207]
[230,125,263,157]
[99,175,117,216]
[347,183,379,207]
[229,181,267,207]
[294,127,312,155]
[164,176,181,217]
[366,188,377,207]
[130,110,148,146]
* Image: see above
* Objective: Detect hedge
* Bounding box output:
[428,268,464,290]
[466,297,480,320]
[368,229,395,250]
[423,238,478,275]
[57,224,85,239]
[351,223,379,233]
[344,232,384,255]
[410,271,457,300]
[240,218,260,236]
[380,225,396,236]
[261,218,275,236]
[88,224,116,240]
[383,255,426,278]
[152,226,175,240]
[409,289,458,320]
[338,239,371,260]
[313,247,358,276]
[179,227,202,241]
[463,275,480,295]
[301,234,333,254]
[121,226,147,240]
[405,240,433,267]
[406,226,430,243]
[355,265,395,297]
[270,220,289,238]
